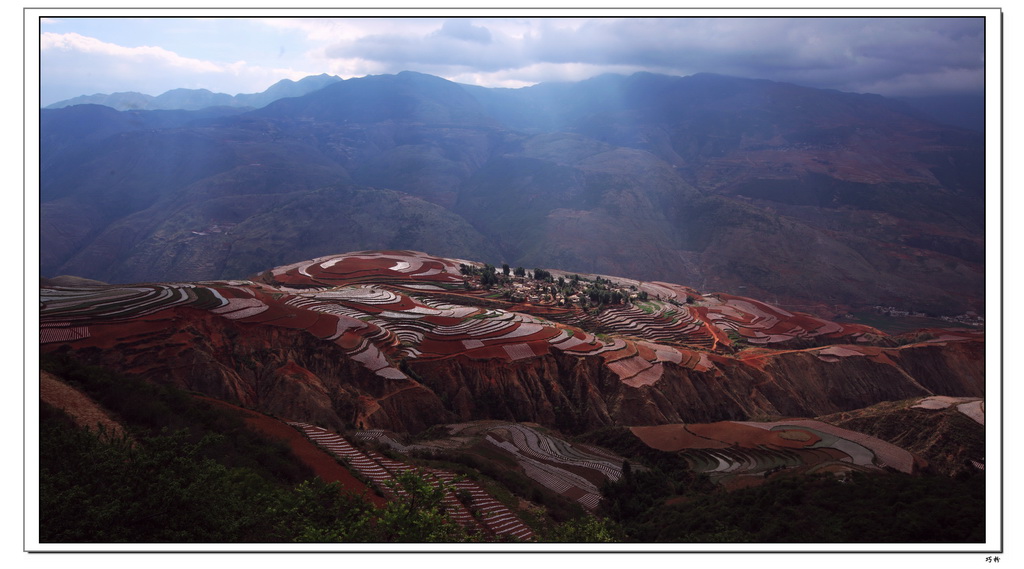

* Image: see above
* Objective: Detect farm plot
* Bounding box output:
[631,419,913,486]
[475,423,625,511]
[697,293,875,347]
[414,308,584,363]
[912,396,985,425]
[41,283,227,323]
[271,251,466,288]
[289,422,534,541]
[590,302,709,345]
[43,278,713,386]
[737,419,916,473]
[957,400,985,425]
[40,284,230,345]
[631,424,731,452]
[677,422,823,481]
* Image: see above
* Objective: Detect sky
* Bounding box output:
[34,10,992,107]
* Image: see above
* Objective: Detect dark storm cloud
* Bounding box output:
[324,17,983,96]
[324,18,518,72]
[527,18,983,94]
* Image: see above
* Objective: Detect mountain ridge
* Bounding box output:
[44,73,344,111]
[46,71,984,134]
[40,71,986,318]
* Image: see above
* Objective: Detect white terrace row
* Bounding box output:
[517,453,603,511]
[352,427,613,519]
[347,338,408,380]
[211,296,269,320]
[414,298,481,319]
[705,298,781,329]
[504,424,623,481]
[684,448,752,474]
[285,295,392,333]
[428,470,535,541]
[270,254,340,278]
[39,324,91,344]
[365,451,479,528]
[687,447,804,476]
[256,294,405,376]
[346,252,465,278]
[548,331,600,352]
[289,298,379,324]
[289,422,399,494]
[304,252,465,284]
[638,281,695,303]
[281,296,410,350]
[737,420,897,472]
[311,286,401,305]
[486,433,605,510]
[705,297,844,340]
[506,425,622,482]
[594,302,700,336]
[428,311,522,337]
[589,305,718,349]
[354,430,413,454]
[41,284,228,322]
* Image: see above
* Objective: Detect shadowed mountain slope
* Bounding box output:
[40,72,986,318]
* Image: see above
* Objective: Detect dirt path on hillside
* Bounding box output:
[39,370,128,440]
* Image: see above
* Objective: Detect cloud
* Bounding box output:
[38,16,988,105]
[39,31,318,104]
[41,32,224,73]
[322,20,523,73]
[853,67,985,97]
[433,19,492,44]
[312,17,984,97]
[516,18,983,86]
[447,61,647,89]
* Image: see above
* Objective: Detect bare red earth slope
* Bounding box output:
[40,250,983,435]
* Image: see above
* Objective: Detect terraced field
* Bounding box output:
[357,422,626,512]
[696,293,881,349]
[39,250,986,433]
[39,250,984,540]
[912,395,985,425]
[473,423,624,511]
[563,300,716,349]
[39,252,733,389]
[631,418,920,489]
[290,421,535,541]
[269,250,468,289]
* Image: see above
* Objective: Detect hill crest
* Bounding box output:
[40,250,983,435]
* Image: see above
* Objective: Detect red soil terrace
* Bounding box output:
[196,396,386,507]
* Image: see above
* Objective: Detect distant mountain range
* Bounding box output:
[44,72,986,133]
[39,71,986,317]
[44,73,343,111]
